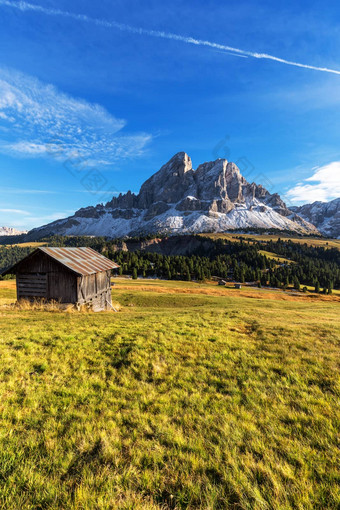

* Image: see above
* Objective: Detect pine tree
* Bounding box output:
[293,277,300,291]
[315,281,320,293]
[132,267,138,280]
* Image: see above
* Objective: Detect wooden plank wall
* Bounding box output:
[48,271,77,303]
[15,251,77,302]
[77,270,112,311]
[17,273,47,299]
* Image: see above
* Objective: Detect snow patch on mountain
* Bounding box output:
[0,227,28,236]
[291,198,340,238]
[27,152,319,239]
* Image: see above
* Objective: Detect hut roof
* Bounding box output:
[2,247,119,276]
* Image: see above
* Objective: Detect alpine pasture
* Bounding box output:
[0,278,339,509]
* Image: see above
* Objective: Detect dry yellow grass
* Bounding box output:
[201,232,340,250]
[2,279,339,307]
[258,250,296,264]
[0,279,16,290]
[3,241,47,248]
[111,278,340,302]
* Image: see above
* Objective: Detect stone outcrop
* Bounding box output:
[291,198,340,238]
[27,152,320,239]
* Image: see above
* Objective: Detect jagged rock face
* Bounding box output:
[107,190,138,209]
[291,198,340,238]
[27,152,320,239]
[175,196,203,212]
[138,152,195,208]
[194,160,246,202]
[0,227,28,236]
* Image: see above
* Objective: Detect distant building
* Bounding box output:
[234,283,242,289]
[1,247,119,311]
[218,280,227,286]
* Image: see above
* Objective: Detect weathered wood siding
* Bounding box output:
[17,273,47,299]
[48,271,77,303]
[77,270,112,311]
[15,250,77,303]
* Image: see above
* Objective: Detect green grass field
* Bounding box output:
[0,279,339,509]
[258,250,296,264]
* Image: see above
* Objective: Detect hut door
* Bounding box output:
[17,273,47,299]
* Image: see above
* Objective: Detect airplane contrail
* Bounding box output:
[1,0,340,75]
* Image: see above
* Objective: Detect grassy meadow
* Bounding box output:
[0,278,339,509]
[2,242,48,249]
[201,233,340,250]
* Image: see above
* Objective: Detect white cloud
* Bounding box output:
[28,212,75,222]
[1,187,56,195]
[287,162,340,204]
[1,1,340,75]
[4,141,48,156]
[0,67,151,165]
[0,208,31,215]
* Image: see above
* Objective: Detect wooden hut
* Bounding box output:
[1,247,119,311]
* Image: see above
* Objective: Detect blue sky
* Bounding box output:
[0,0,339,230]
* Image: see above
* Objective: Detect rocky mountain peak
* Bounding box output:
[138,152,195,208]
[291,197,340,238]
[0,226,28,236]
[27,152,320,239]
[168,151,193,175]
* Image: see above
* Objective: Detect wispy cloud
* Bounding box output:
[0,66,151,164]
[287,162,340,204]
[75,189,129,195]
[1,186,57,194]
[0,208,31,215]
[27,212,75,222]
[0,208,70,230]
[0,1,339,75]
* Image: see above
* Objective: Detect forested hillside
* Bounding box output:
[1,235,339,292]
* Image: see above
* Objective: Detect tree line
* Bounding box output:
[1,235,338,293]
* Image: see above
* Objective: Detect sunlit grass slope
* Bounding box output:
[0,280,339,509]
[201,233,340,250]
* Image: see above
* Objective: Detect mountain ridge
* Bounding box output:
[27,152,319,239]
[0,227,28,237]
[291,198,340,239]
